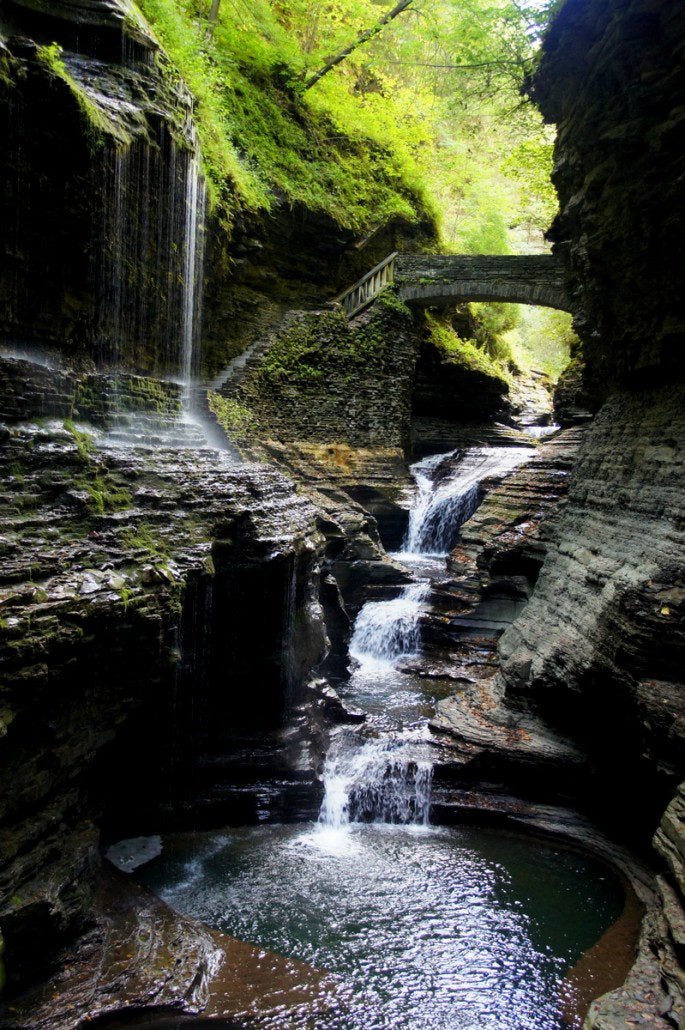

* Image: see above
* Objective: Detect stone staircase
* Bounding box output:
[208,331,278,399]
[207,311,310,405]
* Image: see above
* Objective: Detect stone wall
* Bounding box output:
[226,295,419,450]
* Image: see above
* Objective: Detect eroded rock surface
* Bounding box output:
[0,356,332,1022]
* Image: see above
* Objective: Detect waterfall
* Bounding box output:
[349,582,429,671]
[99,122,206,386]
[404,446,535,555]
[320,583,433,830]
[319,735,433,829]
[320,582,433,830]
[280,558,298,698]
[180,141,206,407]
[316,444,537,834]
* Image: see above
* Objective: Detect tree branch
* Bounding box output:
[302,0,415,92]
[382,59,532,70]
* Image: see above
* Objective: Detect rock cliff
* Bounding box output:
[483,0,685,1020]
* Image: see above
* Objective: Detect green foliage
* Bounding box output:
[504,306,577,380]
[425,311,509,385]
[132,0,557,242]
[208,393,258,441]
[134,0,432,226]
[470,302,520,366]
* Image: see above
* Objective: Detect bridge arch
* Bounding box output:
[395,254,570,312]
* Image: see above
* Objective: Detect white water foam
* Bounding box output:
[319,733,434,830]
[404,446,535,555]
[349,581,430,674]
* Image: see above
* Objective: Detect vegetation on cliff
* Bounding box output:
[134,0,556,248]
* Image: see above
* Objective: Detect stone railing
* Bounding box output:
[335,252,398,318]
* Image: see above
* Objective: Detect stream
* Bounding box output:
[131,440,630,1028]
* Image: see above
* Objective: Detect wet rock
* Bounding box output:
[0,357,331,1021]
[1,866,340,1029]
[497,384,685,831]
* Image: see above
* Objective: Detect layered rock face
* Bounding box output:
[531,0,685,394]
[0,355,330,1017]
[481,0,685,1020]
[0,0,208,375]
[498,386,683,809]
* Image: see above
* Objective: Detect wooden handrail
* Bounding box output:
[335,251,398,318]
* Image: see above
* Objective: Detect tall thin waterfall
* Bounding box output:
[99,122,206,385]
[280,558,298,698]
[180,141,206,404]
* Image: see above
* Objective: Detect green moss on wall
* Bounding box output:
[425,312,510,389]
[207,393,258,442]
[36,43,130,145]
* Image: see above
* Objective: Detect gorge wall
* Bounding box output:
[487,0,685,1022]
[0,0,683,1024]
[530,0,685,397]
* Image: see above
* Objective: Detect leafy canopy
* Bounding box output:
[134,0,558,246]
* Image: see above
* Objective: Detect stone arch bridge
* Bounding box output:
[337,252,570,318]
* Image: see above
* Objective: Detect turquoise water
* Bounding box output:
[137,821,624,1029]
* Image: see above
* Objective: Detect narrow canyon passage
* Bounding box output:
[124,429,636,1029]
[1,0,683,1026]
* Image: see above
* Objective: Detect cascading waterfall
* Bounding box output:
[318,444,536,834]
[349,581,429,670]
[404,446,535,555]
[319,735,433,829]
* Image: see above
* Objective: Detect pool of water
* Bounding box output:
[137,822,625,1029]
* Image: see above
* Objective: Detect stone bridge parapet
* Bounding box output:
[395,254,570,311]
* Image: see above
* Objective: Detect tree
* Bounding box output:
[302,0,415,91]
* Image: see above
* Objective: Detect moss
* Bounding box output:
[256,293,413,392]
[426,312,510,387]
[120,523,169,561]
[116,583,137,611]
[63,420,133,515]
[82,476,133,515]
[63,419,95,462]
[0,44,21,91]
[207,393,258,442]
[36,44,127,145]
